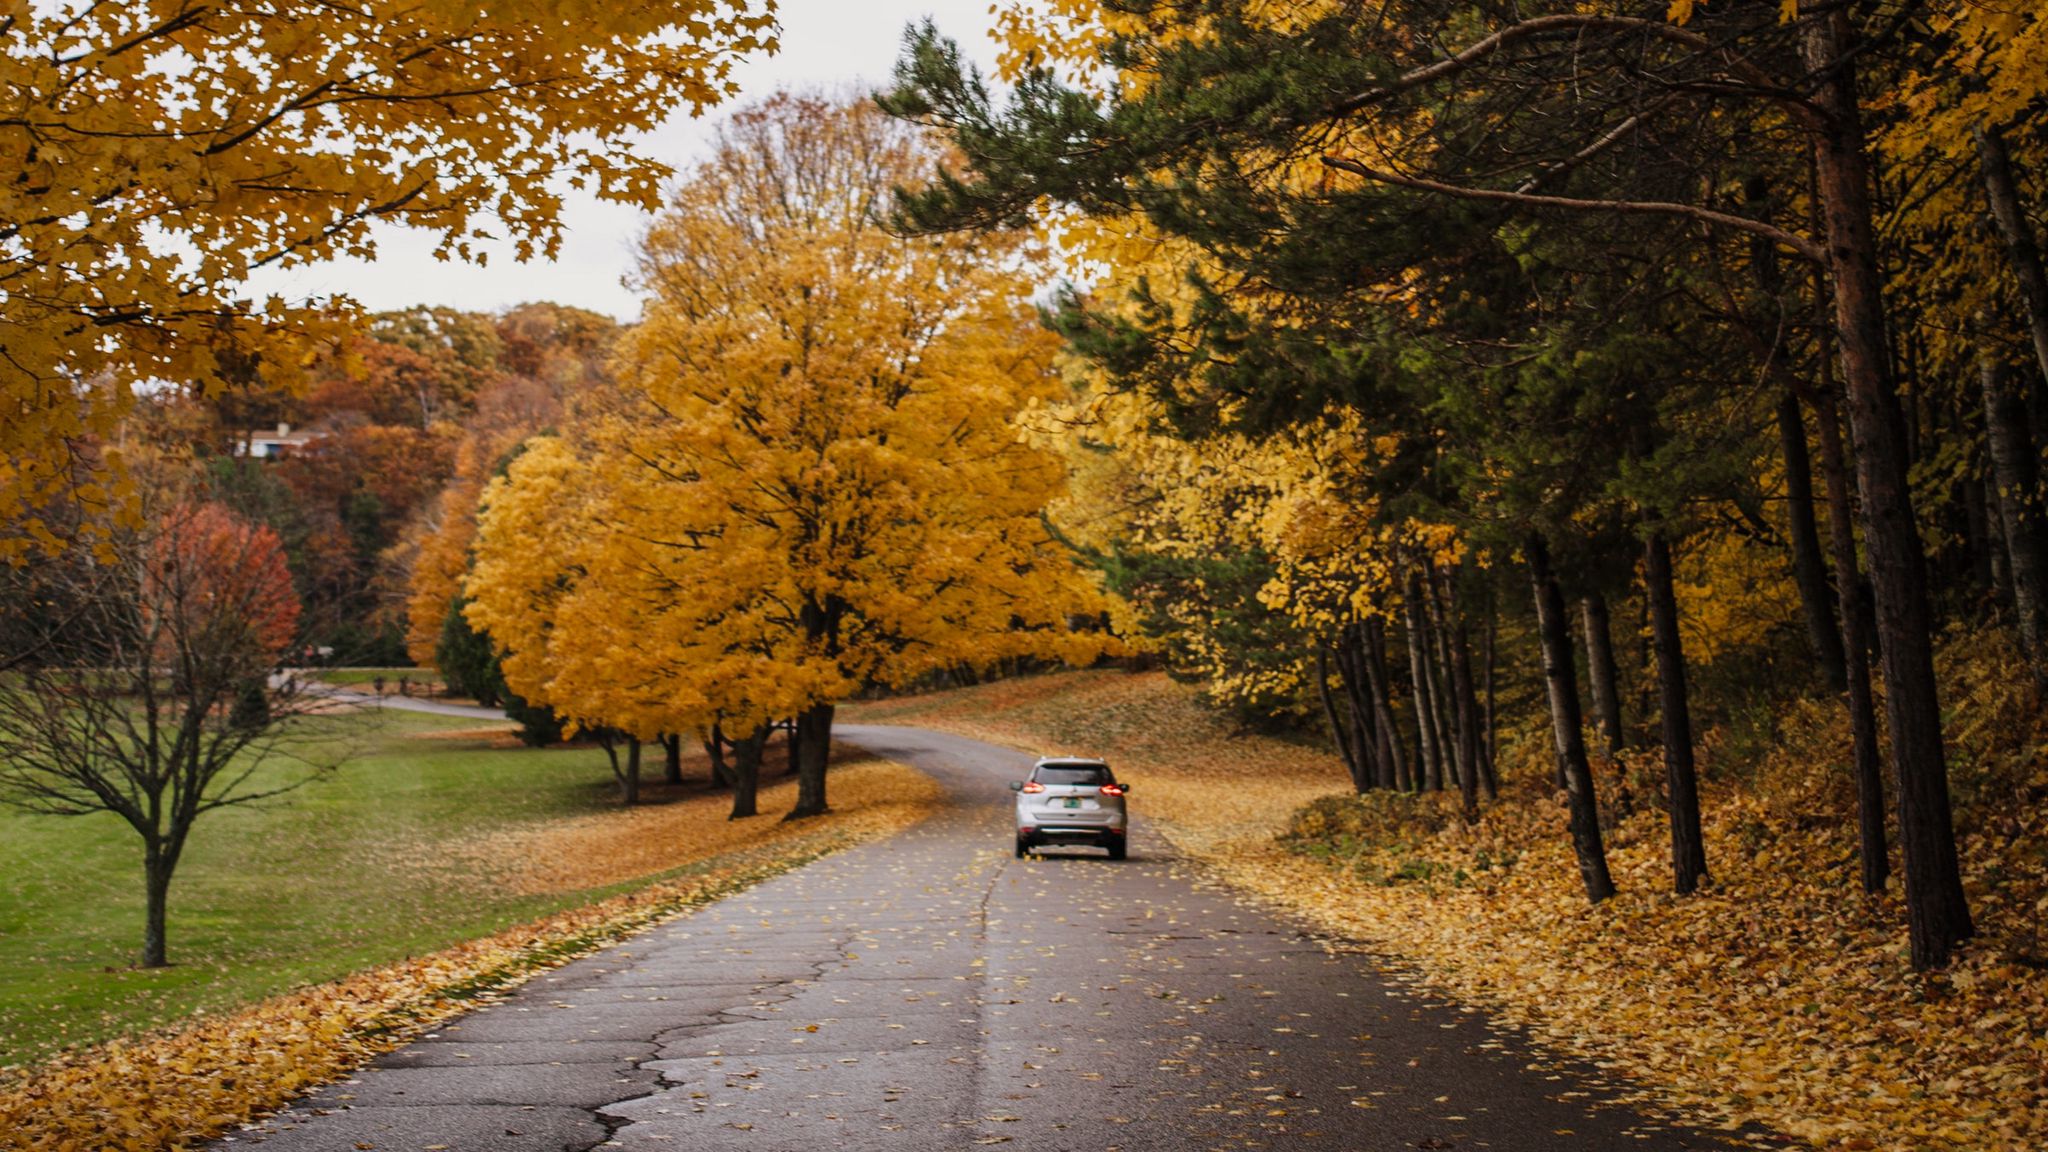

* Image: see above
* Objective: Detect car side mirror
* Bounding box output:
[1008,781,1023,791]
[1121,783,1132,793]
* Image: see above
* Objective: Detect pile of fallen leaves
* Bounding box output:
[0,757,941,1152]
[851,656,2048,1152]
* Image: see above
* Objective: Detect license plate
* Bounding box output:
[1061,798,1083,809]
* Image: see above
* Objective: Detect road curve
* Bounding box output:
[218,724,1724,1151]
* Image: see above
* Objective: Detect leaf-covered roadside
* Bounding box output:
[0,758,942,1152]
[849,664,2048,1152]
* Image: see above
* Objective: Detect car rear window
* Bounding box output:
[1035,764,1111,785]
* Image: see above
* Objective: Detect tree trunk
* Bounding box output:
[623,736,642,805]
[1644,533,1709,894]
[142,839,172,969]
[663,733,683,785]
[1528,534,1616,903]
[1977,125,2048,389]
[1580,593,1626,761]
[1812,375,1890,894]
[1806,9,1971,967]
[1425,566,1469,791]
[729,725,768,819]
[1981,344,2048,664]
[1403,577,1443,791]
[1779,392,1849,690]
[1364,619,1407,790]
[705,724,735,788]
[1447,596,1483,822]
[786,702,835,819]
[1481,590,1499,798]
[1317,644,1368,791]
[1335,625,1384,789]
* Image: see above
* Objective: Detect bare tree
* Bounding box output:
[0,495,348,968]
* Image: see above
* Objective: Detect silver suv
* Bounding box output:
[1010,757,1129,859]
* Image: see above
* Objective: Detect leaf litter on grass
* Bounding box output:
[0,758,943,1152]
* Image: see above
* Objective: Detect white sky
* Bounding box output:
[241,2,1003,322]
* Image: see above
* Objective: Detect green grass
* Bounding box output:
[313,667,434,686]
[0,710,653,1068]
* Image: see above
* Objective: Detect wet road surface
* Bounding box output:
[219,725,1728,1151]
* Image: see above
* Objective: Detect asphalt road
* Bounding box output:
[217,725,1729,1152]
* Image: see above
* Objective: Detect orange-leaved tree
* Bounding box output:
[466,93,1111,819]
[0,0,775,561]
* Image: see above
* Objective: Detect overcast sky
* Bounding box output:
[242,2,1002,322]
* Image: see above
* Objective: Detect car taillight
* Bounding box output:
[1020,781,1045,793]
[1099,784,1125,796]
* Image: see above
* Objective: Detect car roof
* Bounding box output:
[1034,756,1108,768]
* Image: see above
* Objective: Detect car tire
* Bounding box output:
[1015,836,1030,858]
[1106,839,1127,861]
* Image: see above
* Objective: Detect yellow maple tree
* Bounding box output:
[0,0,774,559]
[466,94,1111,818]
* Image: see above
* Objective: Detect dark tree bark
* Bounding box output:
[1403,576,1443,791]
[1528,533,1616,903]
[1481,590,1499,798]
[1364,619,1407,791]
[1318,644,1368,791]
[786,702,835,819]
[1806,8,1972,967]
[1811,374,1889,894]
[1778,392,1849,690]
[142,836,182,969]
[705,723,735,788]
[1447,595,1483,822]
[1977,125,2048,389]
[624,736,642,805]
[1980,345,2048,664]
[1336,625,1385,789]
[663,733,684,785]
[1426,566,1471,792]
[1580,593,1626,762]
[1644,533,1709,894]
[728,725,769,819]
[786,717,802,776]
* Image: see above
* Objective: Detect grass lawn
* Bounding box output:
[312,667,435,687]
[0,709,730,1068]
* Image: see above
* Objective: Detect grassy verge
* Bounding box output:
[848,667,2048,1152]
[310,667,434,687]
[0,709,942,1151]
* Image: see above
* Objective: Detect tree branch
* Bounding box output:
[1320,154,1825,263]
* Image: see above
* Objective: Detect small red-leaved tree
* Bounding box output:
[0,497,341,967]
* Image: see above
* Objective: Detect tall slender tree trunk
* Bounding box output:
[1580,593,1625,761]
[1805,8,1971,967]
[1980,344,2048,664]
[1644,533,1709,894]
[1779,392,1849,690]
[1976,125,2048,388]
[1481,591,1499,798]
[1426,566,1470,791]
[1528,534,1616,903]
[1338,625,1385,789]
[1364,619,1407,790]
[623,736,642,805]
[1812,374,1890,894]
[1317,644,1367,791]
[786,718,802,776]
[1447,599,1483,822]
[786,702,835,819]
[663,733,684,785]
[729,725,769,819]
[1404,576,1443,791]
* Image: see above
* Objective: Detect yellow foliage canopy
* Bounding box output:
[0,0,773,559]
[465,95,1111,741]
